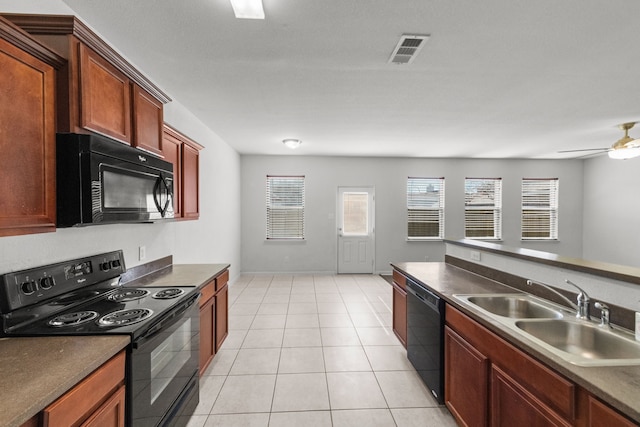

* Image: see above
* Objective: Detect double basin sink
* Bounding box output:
[453,293,640,366]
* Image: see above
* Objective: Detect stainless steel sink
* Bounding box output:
[465,295,564,319]
[454,294,565,319]
[453,293,640,366]
[515,319,640,364]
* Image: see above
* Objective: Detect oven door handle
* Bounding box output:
[134,293,200,349]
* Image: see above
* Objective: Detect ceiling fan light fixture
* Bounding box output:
[229,0,264,19]
[608,122,640,159]
[608,145,640,159]
[283,139,302,149]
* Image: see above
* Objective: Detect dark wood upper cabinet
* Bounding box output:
[162,126,183,218]
[182,140,201,220]
[2,14,171,150]
[0,17,64,237]
[163,124,203,221]
[133,84,163,156]
[79,43,132,144]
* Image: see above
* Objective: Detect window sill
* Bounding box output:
[406,238,444,242]
[265,239,306,243]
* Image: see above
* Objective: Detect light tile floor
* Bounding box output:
[186,274,458,427]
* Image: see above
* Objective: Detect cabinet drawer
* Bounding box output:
[446,305,575,421]
[392,270,406,290]
[215,270,229,292]
[43,350,125,426]
[200,280,215,306]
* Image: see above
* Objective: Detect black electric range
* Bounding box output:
[0,250,201,427]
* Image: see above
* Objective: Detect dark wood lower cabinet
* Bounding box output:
[445,304,639,427]
[391,269,408,347]
[392,281,407,347]
[42,350,126,427]
[444,326,489,427]
[199,269,230,376]
[491,365,571,427]
[215,283,229,353]
[199,287,215,376]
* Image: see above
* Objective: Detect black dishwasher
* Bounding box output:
[406,277,445,404]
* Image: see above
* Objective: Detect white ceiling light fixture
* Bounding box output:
[283,139,302,149]
[229,0,265,19]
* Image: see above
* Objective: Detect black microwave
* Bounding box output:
[56,133,174,227]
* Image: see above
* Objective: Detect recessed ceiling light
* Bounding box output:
[283,139,302,149]
[229,0,265,19]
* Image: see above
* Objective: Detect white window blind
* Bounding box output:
[464,178,502,240]
[407,177,445,239]
[266,175,305,239]
[522,178,559,240]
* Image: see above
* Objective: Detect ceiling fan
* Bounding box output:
[559,122,640,159]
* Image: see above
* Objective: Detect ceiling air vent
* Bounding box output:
[388,34,430,65]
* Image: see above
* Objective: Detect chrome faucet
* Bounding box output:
[525,279,590,320]
[594,302,611,328]
[565,279,590,320]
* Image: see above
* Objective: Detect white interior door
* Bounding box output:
[337,187,375,274]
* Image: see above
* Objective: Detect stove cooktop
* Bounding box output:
[0,250,199,339]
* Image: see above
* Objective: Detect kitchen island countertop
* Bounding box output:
[391,261,640,424]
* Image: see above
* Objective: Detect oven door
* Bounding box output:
[130,296,200,427]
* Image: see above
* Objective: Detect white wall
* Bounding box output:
[241,155,583,274]
[583,155,640,268]
[0,1,242,278]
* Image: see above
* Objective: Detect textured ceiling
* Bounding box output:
[60,0,640,158]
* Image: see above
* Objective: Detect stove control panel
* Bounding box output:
[0,250,126,313]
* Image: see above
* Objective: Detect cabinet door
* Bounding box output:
[79,44,131,144]
[162,126,182,218]
[445,326,490,427]
[199,280,216,376]
[80,384,125,427]
[584,394,637,427]
[215,284,229,353]
[392,282,407,347]
[0,37,56,237]
[132,84,163,156]
[491,365,571,427]
[43,351,125,426]
[182,141,200,219]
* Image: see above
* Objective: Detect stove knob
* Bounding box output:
[39,276,55,290]
[100,262,111,271]
[21,281,36,295]
[110,260,121,269]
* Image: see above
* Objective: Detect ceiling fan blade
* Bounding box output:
[557,148,609,153]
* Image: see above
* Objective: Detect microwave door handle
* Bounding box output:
[153,176,170,217]
[153,178,164,215]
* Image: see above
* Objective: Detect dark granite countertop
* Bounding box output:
[391,261,640,424]
[0,335,130,427]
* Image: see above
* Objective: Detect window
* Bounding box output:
[522,178,559,240]
[266,175,305,239]
[464,178,502,240]
[407,177,445,240]
[342,192,369,236]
